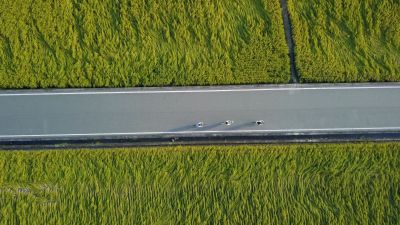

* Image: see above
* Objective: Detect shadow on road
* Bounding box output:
[167,125,197,132]
[204,123,222,130]
[168,122,225,132]
[223,122,254,130]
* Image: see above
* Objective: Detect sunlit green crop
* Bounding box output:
[288,0,400,82]
[0,143,399,224]
[0,0,290,88]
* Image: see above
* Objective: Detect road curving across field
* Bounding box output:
[1,83,400,144]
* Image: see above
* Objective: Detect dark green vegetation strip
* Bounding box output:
[0,0,289,88]
[288,0,400,82]
[0,143,399,224]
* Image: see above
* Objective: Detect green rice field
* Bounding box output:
[288,0,400,82]
[0,143,399,224]
[0,0,290,88]
[1,0,400,87]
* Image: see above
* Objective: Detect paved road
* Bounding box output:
[1,84,400,141]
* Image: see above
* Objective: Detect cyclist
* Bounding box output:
[255,120,265,126]
[224,120,234,126]
[196,122,205,128]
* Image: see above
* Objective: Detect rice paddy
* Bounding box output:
[287,0,400,82]
[0,0,290,88]
[0,143,399,224]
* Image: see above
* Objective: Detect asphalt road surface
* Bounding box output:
[1,84,400,141]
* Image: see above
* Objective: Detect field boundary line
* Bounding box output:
[1,85,400,96]
[280,0,299,83]
[2,127,400,139]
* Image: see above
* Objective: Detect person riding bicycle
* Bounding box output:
[196,122,205,128]
[255,120,265,126]
[224,120,234,126]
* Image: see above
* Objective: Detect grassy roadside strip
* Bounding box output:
[0,0,289,88]
[0,143,399,224]
[287,0,400,82]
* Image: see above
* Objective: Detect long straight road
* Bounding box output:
[1,84,400,141]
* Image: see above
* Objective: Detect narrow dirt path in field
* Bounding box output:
[279,0,299,83]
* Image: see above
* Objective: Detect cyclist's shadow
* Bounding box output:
[167,124,198,132]
[167,122,224,132]
[222,122,254,130]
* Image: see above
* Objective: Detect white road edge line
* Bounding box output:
[1,86,400,96]
[1,127,400,138]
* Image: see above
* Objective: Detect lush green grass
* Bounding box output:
[288,0,400,82]
[0,0,290,88]
[0,143,399,224]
